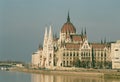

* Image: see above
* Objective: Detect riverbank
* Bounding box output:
[10,67,120,79]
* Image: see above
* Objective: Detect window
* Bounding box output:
[50,54,51,57]
[70,52,72,56]
[67,61,68,66]
[67,53,69,56]
[81,52,83,56]
[77,53,79,56]
[105,53,106,57]
[101,53,103,57]
[40,56,42,58]
[63,61,65,64]
[115,57,119,59]
[63,53,65,56]
[84,53,85,56]
[73,52,75,56]
[115,49,119,51]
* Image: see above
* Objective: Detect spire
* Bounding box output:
[43,27,48,45]
[67,11,70,22]
[48,25,53,40]
[84,27,86,35]
[81,28,83,35]
[101,39,103,44]
[43,27,48,52]
[44,27,48,39]
[104,37,106,43]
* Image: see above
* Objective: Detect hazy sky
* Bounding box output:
[0,0,120,62]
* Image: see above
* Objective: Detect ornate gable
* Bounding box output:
[81,40,91,50]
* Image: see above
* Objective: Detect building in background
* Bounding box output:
[111,40,120,69]
[32,13,112,69]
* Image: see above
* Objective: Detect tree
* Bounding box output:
[92,48,95,68]
[75,59,81,67]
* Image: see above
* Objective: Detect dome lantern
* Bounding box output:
[61,12,76,34]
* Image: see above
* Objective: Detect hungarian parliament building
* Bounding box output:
[32,13,120,69]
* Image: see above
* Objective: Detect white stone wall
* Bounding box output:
[111,40,120,69]
[32,51,40,68]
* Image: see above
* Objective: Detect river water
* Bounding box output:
[0,70,120,82]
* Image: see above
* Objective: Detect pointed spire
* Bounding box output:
[48,25,53,40]
[67,11,70,22]
[84,27,86,35]
[101,39,103,44]
[104,37,106,44]
[81,28,83,35]
[44,27,48,38]
[43,27,48,50]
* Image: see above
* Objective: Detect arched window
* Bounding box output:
[67,52,69,56]
[73,52,75,56]
[63,61,65,66]
[67,61,68,66]
[81,52,83,56]
[86,53,88,56]
[84,52,85,56]
[101,52,103,57]
[63,61,65,64]
[105,52,106,57]
[70,52,72,56]
[77,52,79,56]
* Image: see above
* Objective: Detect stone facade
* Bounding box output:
[32,13,112,69]
[111,40,120,69]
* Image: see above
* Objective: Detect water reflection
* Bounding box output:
[0,71,120,82]
[31,73,107,82]
[31,73,120,82]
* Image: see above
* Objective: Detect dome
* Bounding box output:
[61,22,76,33]
[61,12,76,33]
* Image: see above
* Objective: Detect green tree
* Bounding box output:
[75,59,81,67]
[92,48,95,68]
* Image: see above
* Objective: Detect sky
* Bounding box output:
[0,0,120,63]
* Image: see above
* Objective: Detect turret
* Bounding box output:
[48,26,53,41]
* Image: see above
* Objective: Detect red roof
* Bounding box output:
[71,35,83,42]
[61,22,76,33]
[65,43,80,50]
[91,43,106,49]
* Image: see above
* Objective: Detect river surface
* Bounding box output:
[0,70,120,82]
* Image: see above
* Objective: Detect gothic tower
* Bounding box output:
[46,26,54,67]
[41,27,48,67]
